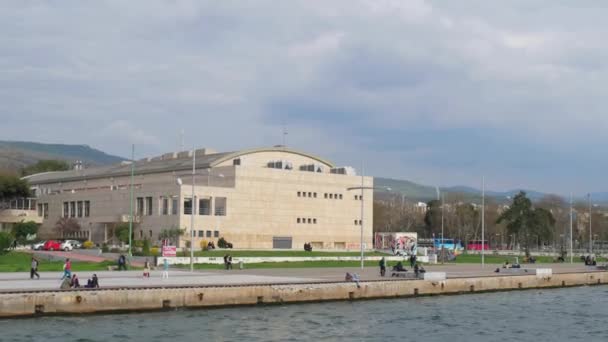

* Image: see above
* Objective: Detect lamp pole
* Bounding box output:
[588,193,592,254]
[359,164,365,270]
[190,149,195,272]
[570,193,573,264]
[441,192,445,264]
[481,176,485,268]
[128,144,134,260]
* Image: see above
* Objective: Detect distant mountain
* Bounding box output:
[374,177,570,204]
[0,140,126,173]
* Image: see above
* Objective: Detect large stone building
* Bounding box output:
[25,146,374,250]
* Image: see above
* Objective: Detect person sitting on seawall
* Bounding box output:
[414,264,426,277]
[85,274,100,288]
[345,272,361,288]
[70,274,81,288]
[392,261,407,272]
[60,275,72,290]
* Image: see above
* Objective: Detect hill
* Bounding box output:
[0,140,126,173]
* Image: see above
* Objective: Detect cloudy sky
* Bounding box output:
[2,0,607,194]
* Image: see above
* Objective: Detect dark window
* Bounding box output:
[233,158,241,166]
[136,197,144,215]
[339,194,343,200]
[214,231,219,238]
[70,202,76,218]
[297,218,301,224]
[206,231,212,238]
[215,197,227,216]
[297,191,301,197]
[149,230,153,238]
[324,193,328,199]
[308,192,312,197]
[184,198,193,215]
[273,236,292,249]
[329,194,333,199]
[307,218,312,224]
[77,201,83,217]
[198,230,204,237]
[313,218,317,224]
[44,203,49,218]
[84,201,90,217]
[199,198,211,215]
[162,198,168,215]
[171,198,178,215]
[63,202,69,218]
[313,192,317,198]
[146,197,153,216]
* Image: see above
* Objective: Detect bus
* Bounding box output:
[433,238,464,251]
[467,240,489,251]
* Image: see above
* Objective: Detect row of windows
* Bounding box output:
[324,193,343,200]
[197,230,220,238]
[37,203,49,218]
[297,191,317,198]
[354,195,363,200]
[354,220,362,225]
[297,218,317,224]
[62,201,90,218]
[183,197,227,216]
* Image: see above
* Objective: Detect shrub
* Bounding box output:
[102,243,109,253]
[200,239,208,250]
[110,248,122,253]
[83,240,94,249]
[218,237,232,249]
[142,239,150,255]
[133,240,144,248]
[150,246,159,256]
[0,232,12,254]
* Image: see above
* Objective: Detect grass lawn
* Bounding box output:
[179,260,388,269]
[192,250,386,258]
[0,252,119,272]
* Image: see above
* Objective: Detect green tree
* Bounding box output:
[21,160,70,176]
[496,191,555,256]
[159,227,185,245]
[424,200,442,234]
[0,232,12,254]
[114,223,132,244]
[0,174,30,199]
[11,221,39,243]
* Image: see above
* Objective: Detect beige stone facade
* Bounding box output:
[25,147,374,250]
[0,198,42,233]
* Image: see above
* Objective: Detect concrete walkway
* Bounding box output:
[0,263,597,292]
[26,250,145,267]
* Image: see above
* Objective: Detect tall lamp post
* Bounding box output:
[190,149,195,273]
[346,183,391,270]
[588,193,592,254]
[128,144,135,261]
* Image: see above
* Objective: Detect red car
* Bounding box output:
[43,240,62,251]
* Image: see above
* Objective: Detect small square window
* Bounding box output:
[354,219,358,225]
[313,192,317,198]
[297,218,301,223]
[214,231,219,238]
[329,194,333,199]
[206,231,212,237]
[307,218,312,224]
[198,230,204,237]
[308,192,312,197]
[339,194,343,199]
[324,193,328,199]
[313,218,317,224]
[297,191,301,197]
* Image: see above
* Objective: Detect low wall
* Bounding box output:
[157,255,433,266]
[1,271,606,318]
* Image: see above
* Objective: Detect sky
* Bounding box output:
[1,0,608,195]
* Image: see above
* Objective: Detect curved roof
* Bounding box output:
[25,146,334,184]
[209,146,334,168]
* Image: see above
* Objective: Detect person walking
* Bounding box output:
[143,259,151,278]
[118,254,127,271]
[227,254,233,270]
[379,257,386,277]
[30,257,40,279]
[61,258,72,280]
[162,258,169,279]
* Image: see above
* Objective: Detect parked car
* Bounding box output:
[64,240,82,249]
[43,240,62,251]
[60,241,73,252]
[32,241,46,250]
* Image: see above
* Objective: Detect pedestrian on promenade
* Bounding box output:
[162,258,169,279]
[223,254,228,270]
[61,258,72,280]
[409,254,416,268]
[118,254,127,271]
[143,259,151,278]
[30,256,40,279]
[227,254,233,270]
[85,274,100,288]
[379,257,386,277]
[60,275,71,290]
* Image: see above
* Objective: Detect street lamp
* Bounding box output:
[346,185,391,269]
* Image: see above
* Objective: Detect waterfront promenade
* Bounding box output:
[0,263,594,292]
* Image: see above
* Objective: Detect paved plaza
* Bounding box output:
[0,263,597,292]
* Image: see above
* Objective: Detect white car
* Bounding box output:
[32,241,46,250]
[60,241,74,251]
[64,240,82,249]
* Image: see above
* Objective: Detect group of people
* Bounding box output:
[207,241,216,250]
[584,255,597,266]
[223,254,233,269]
[378,256,425,277]
[303,242,313,252]
[60,273,99,289]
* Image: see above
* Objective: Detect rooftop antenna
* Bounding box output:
[282,125,288,147]
[180,129,185,151]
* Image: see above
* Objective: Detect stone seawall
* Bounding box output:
[1,271,606,318]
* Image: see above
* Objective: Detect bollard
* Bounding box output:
[239,260,244,270]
